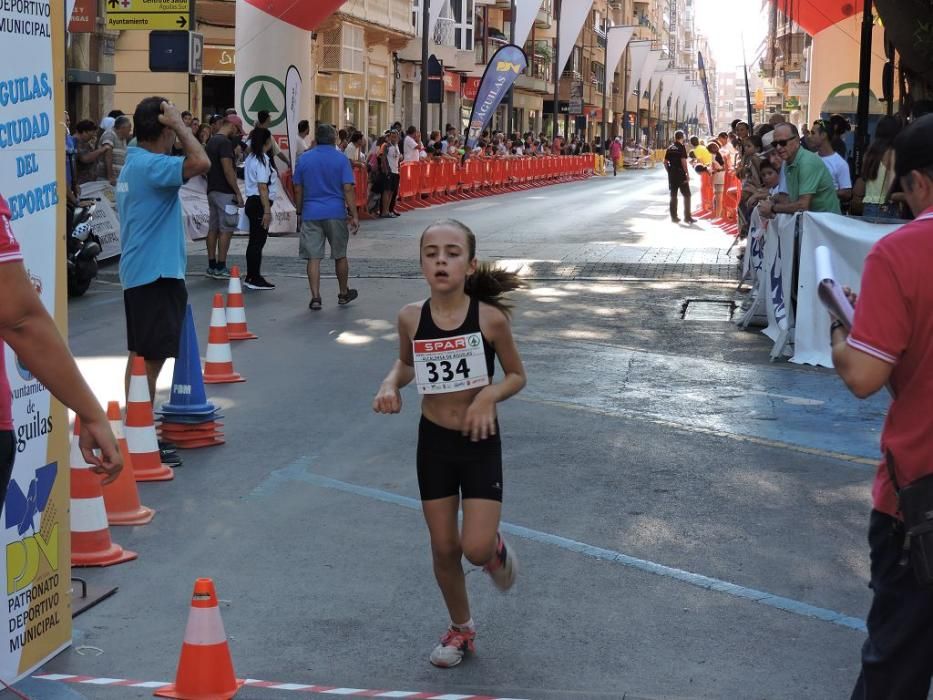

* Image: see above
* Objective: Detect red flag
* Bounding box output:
[244,0,348,31]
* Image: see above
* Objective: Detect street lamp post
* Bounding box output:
[507,0,516,138]
[420,0,430,138]
[552,0,561,140]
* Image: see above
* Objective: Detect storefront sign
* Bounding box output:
[368,75,387,101]
[344,74,365,99]
[203,45,235,75]
[443,72,459,93]
[315,73,340,96]
[569,81,583,114]
[464,77,481,100]
[68,0,96,32]
[0,0,72,682]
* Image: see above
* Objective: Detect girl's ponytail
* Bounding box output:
[465,262,525,317]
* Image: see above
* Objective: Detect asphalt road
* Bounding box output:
[22,168,887,700]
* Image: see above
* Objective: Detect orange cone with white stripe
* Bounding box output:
[155,578,244,700]
[225,266,257,340]
[102,401,155,525]
[204,294,246,384]
[125,357,174,482]
[70,417,137,567]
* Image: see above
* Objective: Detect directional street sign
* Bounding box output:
[106,0,190,31]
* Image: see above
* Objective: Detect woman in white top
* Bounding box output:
[243,127,279,290]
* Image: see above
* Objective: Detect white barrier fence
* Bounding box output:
[80,177,298,261]
[739,211,900,368]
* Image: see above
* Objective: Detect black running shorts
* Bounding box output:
[417,416,503,502]
[124,277,187,360]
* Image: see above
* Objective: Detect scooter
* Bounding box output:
[67,199,102,297]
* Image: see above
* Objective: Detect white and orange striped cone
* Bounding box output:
[70,417,137,567]
[204,293,246,384]
[102,401,155,526]
[125,356,174,482]
[226,266,257,340]
[155,578,244,700]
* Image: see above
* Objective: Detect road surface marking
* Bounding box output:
[32,674,528,699]
[516,396,877,467]
[251,461,866,633]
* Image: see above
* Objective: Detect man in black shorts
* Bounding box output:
[116,97,210,422]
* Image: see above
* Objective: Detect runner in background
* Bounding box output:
[373,219,527,668]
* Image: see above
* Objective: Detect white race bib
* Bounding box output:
[413,333,490,395]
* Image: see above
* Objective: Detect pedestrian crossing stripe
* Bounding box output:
[32,674,530,699]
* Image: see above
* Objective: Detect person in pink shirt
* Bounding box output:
[609,136,623,176]
[0,195,122,495]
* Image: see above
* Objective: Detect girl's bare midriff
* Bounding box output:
[422,387,487,432]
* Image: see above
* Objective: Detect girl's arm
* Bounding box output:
[463,306,527,440]
[373,308,417,414]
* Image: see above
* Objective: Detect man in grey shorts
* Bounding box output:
[204,116,244,279]
[293,124,360,311]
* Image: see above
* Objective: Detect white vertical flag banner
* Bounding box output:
[605,26,636,92]
[428,0,446,41]
[513,0,545,49]
[640,50,664,96]
[557,0,595,75]
[627,41,653,90]
[284,65,301,171]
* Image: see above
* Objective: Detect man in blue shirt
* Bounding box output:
[293,123,359,311]
[117,97,210,404]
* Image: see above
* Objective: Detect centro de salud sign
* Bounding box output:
[105,0,190,31]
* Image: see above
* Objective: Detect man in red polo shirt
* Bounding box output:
[0,195,122,495]
[831,114,933,698]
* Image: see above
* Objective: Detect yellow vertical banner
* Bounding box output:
[0,0,72,681]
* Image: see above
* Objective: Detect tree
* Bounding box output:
[874,0,933,103]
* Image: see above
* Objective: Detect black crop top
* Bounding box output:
[413,296,496,378]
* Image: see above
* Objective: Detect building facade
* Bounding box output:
[67,0,718,145]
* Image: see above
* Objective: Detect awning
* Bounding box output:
[767,0,864,36]
[243,0,347,31]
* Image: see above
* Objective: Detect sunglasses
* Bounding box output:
[773,136,798,148]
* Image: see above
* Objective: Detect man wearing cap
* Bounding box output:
[758,123,840,218]
[204,115,245,279]
[831,114,933,697]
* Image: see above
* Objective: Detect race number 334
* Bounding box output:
[413,333,490,395]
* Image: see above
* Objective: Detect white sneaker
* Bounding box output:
[429,625,476,668]
[483,533,517,591]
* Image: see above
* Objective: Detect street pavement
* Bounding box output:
[24,167,888,699]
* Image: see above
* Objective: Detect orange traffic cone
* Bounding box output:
[203,294,245,384]
[70,417,137,567]
[125,357,174,482]
[102,401,155,525]
[155,578,244,700]
[226,266,257,340]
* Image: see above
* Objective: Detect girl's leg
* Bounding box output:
[460,498,501,567]
[422,496,471,624]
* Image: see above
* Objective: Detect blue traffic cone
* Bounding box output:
[161,305,217,416]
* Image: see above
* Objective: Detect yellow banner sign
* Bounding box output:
[105,0,190,30]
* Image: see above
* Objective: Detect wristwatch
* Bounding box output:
[830,319,846,336]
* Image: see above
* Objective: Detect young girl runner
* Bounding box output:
[373,219,526,668]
